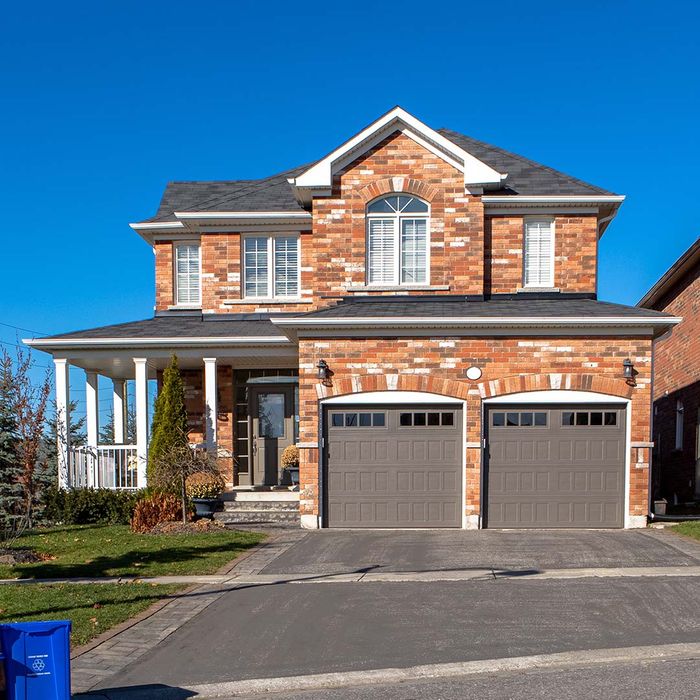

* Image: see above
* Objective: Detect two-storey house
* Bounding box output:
[27,107,679,529]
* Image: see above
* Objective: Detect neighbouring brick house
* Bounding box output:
[639,237,700,504]
[27,107,679,529]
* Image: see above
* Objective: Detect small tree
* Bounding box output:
[150,436,221,523]
[99,404,137,444]
[147,355,188,482]
[2,348,51,527]
[0,353,22,540]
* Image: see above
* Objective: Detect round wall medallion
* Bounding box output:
[466,366,482,381]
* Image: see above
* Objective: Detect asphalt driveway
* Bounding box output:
[262,529,700,575]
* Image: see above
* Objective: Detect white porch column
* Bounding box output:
[112,379,126,444]
[85,371,99,487]
[203,358,218,452]
[54,359,70,489]
[134,358,149,488]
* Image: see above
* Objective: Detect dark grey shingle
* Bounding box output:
[291,298,672,320]
[39,315,286,340]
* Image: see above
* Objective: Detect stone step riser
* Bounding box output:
[214,511,301,524]
[223,502,300,512]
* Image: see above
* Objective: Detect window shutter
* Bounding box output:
[401,219,428,283]
[273,236,299,297]
[175,244,200,305]
[368,218,396,284]
[524,219,554,287]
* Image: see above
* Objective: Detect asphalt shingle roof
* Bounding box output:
[289,297,672,320]
[138,128,614,224]
[38,314,288,340]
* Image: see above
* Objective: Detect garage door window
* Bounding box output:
[399,411,454,427]
[491,411,547,427]
[330,412,386,428]
[562,411,617,427]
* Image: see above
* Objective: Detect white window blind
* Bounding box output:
[366,195,429,285]
[244,235,299,298]
[368,219,396,284]
[274,236,299,297]
[401,219,427,284]
[175,244,201,305]
[524,219,554,287]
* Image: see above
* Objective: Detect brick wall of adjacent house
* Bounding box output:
[648,264,700,500]
[485,215,598,294]
[153,134,600,312]
[296,336,653,523]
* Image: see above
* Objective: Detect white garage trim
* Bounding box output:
[320,391,468,529]
[483,390,634,529]
[322,390,462,405]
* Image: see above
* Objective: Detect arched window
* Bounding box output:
[366,194,429,285]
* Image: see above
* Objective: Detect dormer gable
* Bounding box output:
[288,106,507,205]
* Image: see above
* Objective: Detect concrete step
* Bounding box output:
[214,509,300,526]
[223,501,299,512]
[221,490,299,503]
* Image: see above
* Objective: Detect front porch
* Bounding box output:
[28,315,301,492]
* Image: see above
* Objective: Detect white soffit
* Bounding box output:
[322,390,462,405]
[290,107,506,192]
[484,390,630,404]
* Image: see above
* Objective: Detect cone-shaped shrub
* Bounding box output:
[147,355,188,485]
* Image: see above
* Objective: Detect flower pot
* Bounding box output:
[287,467,300,486]
[653,499,668,516]
[191,498,220,520]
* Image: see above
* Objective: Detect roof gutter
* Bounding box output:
[23,336,292,351]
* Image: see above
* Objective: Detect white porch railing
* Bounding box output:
[68,445,139,490]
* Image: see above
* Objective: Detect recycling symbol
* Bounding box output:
[31,658,45,672]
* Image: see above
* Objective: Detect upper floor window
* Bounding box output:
[366,195,429,285]
[175,243,201,306]
[243,235,300,299]
[524,218,554,288]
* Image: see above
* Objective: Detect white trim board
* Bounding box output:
[322,390,462,405]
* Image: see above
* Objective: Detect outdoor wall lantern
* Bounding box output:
[622,358,635,381]
[317,359,333,383]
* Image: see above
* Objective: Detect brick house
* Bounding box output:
[639,237,700,504]
[26,107,679,529]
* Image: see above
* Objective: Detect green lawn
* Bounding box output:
[670,521,700,542]
[0,524,266,579]
[0,583,182,646]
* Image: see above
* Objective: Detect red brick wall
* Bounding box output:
[485,215,598,294]
[649,265,700,500]
[297,336,653,522]
[154,241,173,311]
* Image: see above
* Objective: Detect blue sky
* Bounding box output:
[1,0,698,415]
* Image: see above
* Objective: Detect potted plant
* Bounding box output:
[653,498,668,516]
[186,470,225,519]
[281,445,300,489]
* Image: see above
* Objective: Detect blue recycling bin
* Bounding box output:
[0,620,71,700]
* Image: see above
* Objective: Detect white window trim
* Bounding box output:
[173,241,202,307]
[523,217,555,289]
[366,195,431,286]
[242,233,301,300]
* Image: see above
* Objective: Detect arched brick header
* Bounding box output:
[317,373,471,401]
[476,373,636,400]
[357,177,440,204]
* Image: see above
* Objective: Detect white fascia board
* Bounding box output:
[129,221,186,230]
[482,196,626,205]
[24,336,292,349]
[174,211,312,220]
[271,315,681,329]
[291,107,505,190]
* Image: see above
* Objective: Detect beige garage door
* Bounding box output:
[325,404,462,528]
[486,404,626,528]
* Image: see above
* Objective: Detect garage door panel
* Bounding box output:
[327,404,462,528]
[487,404,625,529]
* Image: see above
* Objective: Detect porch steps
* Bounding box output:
[215,491,300,528]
